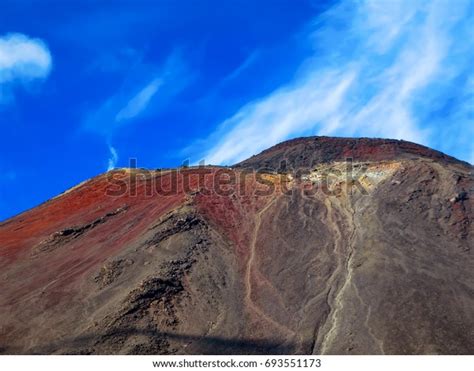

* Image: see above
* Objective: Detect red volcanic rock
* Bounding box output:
[0,137,472,355]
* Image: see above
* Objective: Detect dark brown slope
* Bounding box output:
[236,136,468,170]
[0,137,472,355]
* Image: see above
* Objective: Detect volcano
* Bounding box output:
[0,136,472,355]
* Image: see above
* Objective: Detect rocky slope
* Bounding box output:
[0,136,472,354]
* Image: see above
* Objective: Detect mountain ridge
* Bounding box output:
[236,136,470,170]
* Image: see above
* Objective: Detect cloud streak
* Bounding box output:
[115,78,162,122]
[84,49,191,135]
[201,0,473,164]
[107,145,118,171]
[220,50,260,85]
[83,49,193,170]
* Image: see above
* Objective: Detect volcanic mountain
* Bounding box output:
[0,137,472,355]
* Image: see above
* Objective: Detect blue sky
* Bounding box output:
[0,0,472,221]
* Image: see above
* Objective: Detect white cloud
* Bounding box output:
[116,78,162,122]
[84,76,163,136]
[84,49,191,136]
[205,70,356,165]
[107,145,118,171]
[84,49,193,171]
[0,33,52,83]
[220,51,259,84]
[200,0,473,165]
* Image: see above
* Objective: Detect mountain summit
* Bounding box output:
[0,137,472,354]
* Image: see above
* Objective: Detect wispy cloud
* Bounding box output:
[200,0,473,164]
[83,49,193,170]
[204,70,356,165]
[115,78,162,122]
[0,33,52,103]
[84,49,191,134]
[107,145,118,171]
[220,50,260,85]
